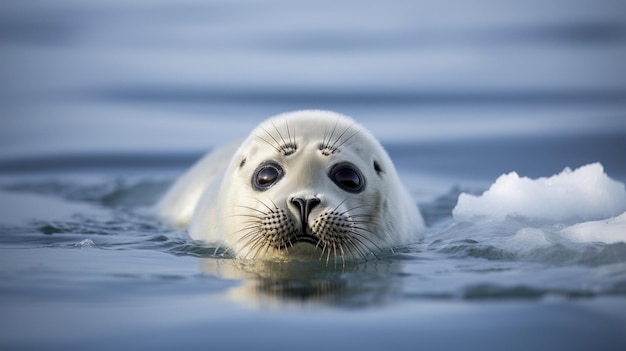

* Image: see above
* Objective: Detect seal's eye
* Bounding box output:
[329,163,365,193]
[252,162,284,191]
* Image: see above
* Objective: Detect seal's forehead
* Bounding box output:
[249,110,380,159]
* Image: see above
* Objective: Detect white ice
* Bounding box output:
[452,163,626,244]
[560,212,626,244]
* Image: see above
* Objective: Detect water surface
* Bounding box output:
[1,1,626,350]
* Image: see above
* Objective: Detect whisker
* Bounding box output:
[329,122,354,151]
[348,236,374,260]
[325,243,332,265]
[233,225,263,236]
[255,135,282,154]
[212,244,221,257]
[339,204,375,217]
[248,238,269,259]
[234,204,268,215]
[230,213,264,220]
[264,196,280,211]
[235,234,263,259]
[325,117,340,150]
[260,125,283,153]
[349,229,385,257]
[332,241,339,266]
[242,196,277,213]
[259,240,275,259]
[343,236,368,259]
[234,230,263,246]
[284,118,295,150]
[337,241,347,266]
[333,128,361,151]
[332,197,350,213]
[271,121,288,154]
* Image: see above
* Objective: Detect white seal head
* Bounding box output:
[157,110,423,261]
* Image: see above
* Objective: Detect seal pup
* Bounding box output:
[156,110,423,262]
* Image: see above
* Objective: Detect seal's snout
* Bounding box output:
[289,196,321,232]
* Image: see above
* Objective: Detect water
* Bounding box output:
[1,0,626,350]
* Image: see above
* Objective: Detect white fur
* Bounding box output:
[156,110,423,260]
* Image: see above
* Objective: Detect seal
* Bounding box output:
[156,110,423,261]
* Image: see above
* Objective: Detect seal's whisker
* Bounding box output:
[246,195,279,213]
[329,122,355,151]
[212,243,222,257]
[260,239,275,259]
[285,118,296,151]
[355,238,378,260]
[247,237,268,259]
[328,123,350,151]
[233,225,264,237]
[235,234,264,259]
[260,125,281,148]
[347,234,377,258]
[324,242,333,265]
[235,231,263,248]
[330,240,339,265]
[318,243,327,261]
[233,231,261,243]
[337,241,347,266]
[329,198,349,214]
[264,196,280,211]
[330,245,340,267]
[340,202,377,212]
[254,135,282,154]
[333,127,361,151]
[234,224,264,239]
[233,204,268,215]
[241,238,261,259]
[350,219,378,226]
[348,212,377,219]
[283,118,297,154]
[323,119,333,147]
[350,235,383,259]
[234,221,265,230]
[349,227,386,252]
[284,118,292,145]
[256,201,275,214]
[230,213,264,221]
[270,121,289,154]
[343,236,369,259]
[324,117,340,150]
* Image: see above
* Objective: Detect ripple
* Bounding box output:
[3,178,171,208]
[462,284,596,300]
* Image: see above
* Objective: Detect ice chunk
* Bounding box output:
[453,163,626,222]
[560,211,626,244]
[74,239,96,248]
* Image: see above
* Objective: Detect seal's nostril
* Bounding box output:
[290,196,321,231]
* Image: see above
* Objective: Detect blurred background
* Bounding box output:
[1,0,625,179]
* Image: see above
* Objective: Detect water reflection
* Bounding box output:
[200,258,405,307]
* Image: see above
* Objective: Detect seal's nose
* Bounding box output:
[290,196,321,231]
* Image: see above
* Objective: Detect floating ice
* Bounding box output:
[451,163,626,245]
[560,211,626,244]
[74,239,96,248]
[453,163,626,223]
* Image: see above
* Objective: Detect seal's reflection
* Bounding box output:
[200,257,406,307]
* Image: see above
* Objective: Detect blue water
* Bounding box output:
[1,1,626,350]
